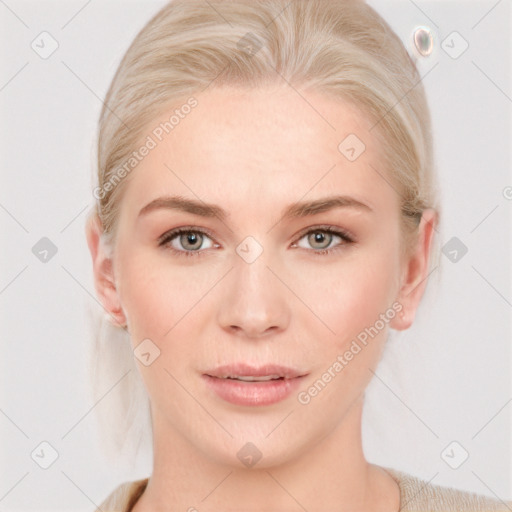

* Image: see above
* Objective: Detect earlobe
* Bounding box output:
[85,213,127,327]
[390,209,437,331]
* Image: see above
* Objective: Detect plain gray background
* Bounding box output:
[0,0,511,510]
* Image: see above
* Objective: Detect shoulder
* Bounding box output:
[94,477,148,512]
[382,466,512,512]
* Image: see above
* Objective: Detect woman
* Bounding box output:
[86,0,511,510]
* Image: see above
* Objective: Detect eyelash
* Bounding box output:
[157,225,355,258]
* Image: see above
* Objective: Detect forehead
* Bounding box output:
[120,85,395,217]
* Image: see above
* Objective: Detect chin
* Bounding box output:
[197,435,302,471]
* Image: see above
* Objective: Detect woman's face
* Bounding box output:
[102,85,426,468]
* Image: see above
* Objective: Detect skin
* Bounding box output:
[86,85,436,512]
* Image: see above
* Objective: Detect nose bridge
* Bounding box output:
[216,237,290,337]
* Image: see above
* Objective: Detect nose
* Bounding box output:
[216,248,290,338]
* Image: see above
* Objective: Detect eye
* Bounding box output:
[158,225,354,258]
[158,228,216,256]
[293,226,354,254]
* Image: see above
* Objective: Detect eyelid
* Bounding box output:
[157,226,216,246]
[292,224,355,244]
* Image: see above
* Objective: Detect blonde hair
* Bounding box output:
[86,0,441,464]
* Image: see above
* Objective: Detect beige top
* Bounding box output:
[95,466,512,511]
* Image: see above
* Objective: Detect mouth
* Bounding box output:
[202,364,308,406]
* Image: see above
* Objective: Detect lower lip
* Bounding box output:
[202,374,305,406]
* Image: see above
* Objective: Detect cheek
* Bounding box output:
[298,245,400,348]
[116,250,200,338]
[295,249,401,409]
[116,246,230,353]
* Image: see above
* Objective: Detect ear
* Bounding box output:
[390,209,438,331]
[85,213,127,327]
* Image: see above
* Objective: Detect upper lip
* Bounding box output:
[205,363,307,379]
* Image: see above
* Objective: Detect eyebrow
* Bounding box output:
[137,194,373,221]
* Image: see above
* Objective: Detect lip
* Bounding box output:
[203,363,308,407]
